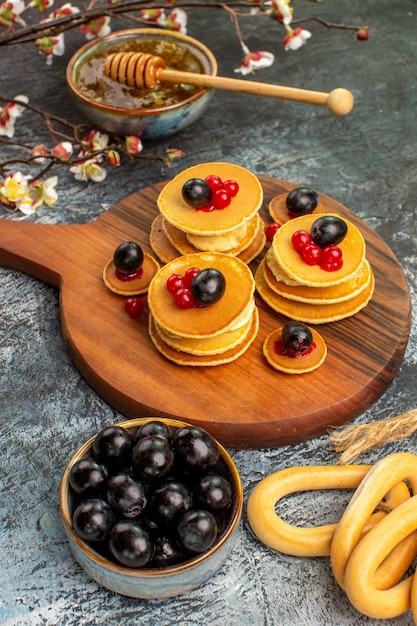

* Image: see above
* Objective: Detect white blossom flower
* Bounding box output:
[80,16,111,40]
[31,176,58,208]
[235,48,274,76]
[0,0,26,26]
[164,8,187,34]
[0,94,28,138]
[267,0,293,27]
[70,159,107,182]
[283,27,312,51]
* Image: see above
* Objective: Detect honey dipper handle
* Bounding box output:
[103,52,354,116]
[159,68,354,116]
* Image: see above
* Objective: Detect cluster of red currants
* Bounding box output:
[166,267,201,309]
[292,230,343,272]
[182,175,239,212]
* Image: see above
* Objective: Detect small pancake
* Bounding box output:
[164,214,261,257]
[255,262,375,324]
[149,215,179,264]
[263,257,372,304]
[148,252,256,338]
[103,253,160,296]
[153,310,254,356]
[263,326,327,374]
[265,247,303,286]
[148,308,259,366]
[272,213,366,287]
[157,162,263,236]
[269,192,325,225]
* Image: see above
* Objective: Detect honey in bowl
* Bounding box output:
[76,38,205,109]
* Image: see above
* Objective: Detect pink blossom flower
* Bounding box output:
[166,147,185,163]
[235,49,274,76]
[267,0,293,26]
[0,95,28,138]
[356,27,370,41]
[82,130,109,152]
[35,33,65,65]
[283,27,312,51]
[106,150,121,167]
[164,8,187,34]
[30,144,49,163]
[70,159,107,182]
[140,8,166,26]
[51,141,73,160]
[0,0,25,26]
[28,0,54,13]
[125,136,143,155]
[79,16,111,40]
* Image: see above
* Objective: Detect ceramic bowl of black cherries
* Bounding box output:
[60,417,243,598]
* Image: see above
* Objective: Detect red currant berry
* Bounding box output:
[174,288,196,309]
[222,179,239,197]
[205,175,223,193]
[321,245,343,265]
[292,230,312,252]
[301,243,323,265]
[183,267,200,289]
[124,297,145,319]
[265,223,280,241]
[166,273,184,295]
[212,188,231,210]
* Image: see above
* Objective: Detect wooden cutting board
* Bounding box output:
[0,176,410,449]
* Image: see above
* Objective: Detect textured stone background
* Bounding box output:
[1,1,417,624]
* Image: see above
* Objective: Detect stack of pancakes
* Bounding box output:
[255,213,375,324]
[148,252,259,366]
[150,162,266,265]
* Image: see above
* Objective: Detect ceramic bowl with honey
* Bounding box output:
[66,28,218,139]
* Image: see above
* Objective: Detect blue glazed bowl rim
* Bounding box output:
[66,28,218,116]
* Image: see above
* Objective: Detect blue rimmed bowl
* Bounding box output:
[66,28,218,140]
[59,417,242,598]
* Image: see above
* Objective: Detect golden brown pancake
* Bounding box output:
[255,262,375,324]
[149,214,179,264]
[149,308,259,366]
[103,254,160,296]
[272,213,366,287]
[263,325,327,374]
[157,162,263,236]
[152,308,255,356]
[148,252,256,339]
[263,257,372,305]
[269,192,325,225]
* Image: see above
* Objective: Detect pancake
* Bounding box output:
[152,308,254,356]
[263,257,372,305]
[269,192,326,225]
[263,325,327,374]
[164,214,262,255]
[149,308,259,366]
[103,253,160,296]
[157,162,263,236]
[148,252,256,339]
[272,213,366,287]
[255,262,375,324]
[149,214,179,264]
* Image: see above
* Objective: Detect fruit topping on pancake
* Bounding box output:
[269,187,325,225]
[103,241,160,296]
[263,321,327,374]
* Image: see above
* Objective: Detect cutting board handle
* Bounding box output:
[0,219,92,287]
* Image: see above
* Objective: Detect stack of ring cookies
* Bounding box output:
[247,452,417,622]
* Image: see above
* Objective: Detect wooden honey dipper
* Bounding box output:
[103,51,354,116]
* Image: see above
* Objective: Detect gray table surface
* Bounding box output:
[1,1,417,624]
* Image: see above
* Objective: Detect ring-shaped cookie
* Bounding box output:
[344,494,417,620]
[246,464,409,557]
[330,452,417,589]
